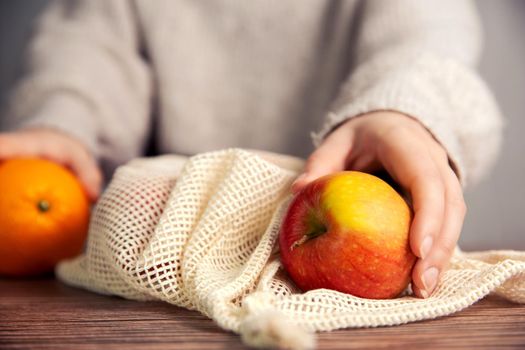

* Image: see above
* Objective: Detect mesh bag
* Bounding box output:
[57,148,525,350]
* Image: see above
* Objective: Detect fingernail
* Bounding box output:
[419,289,429,299]
[422,267,439,295]
[419,236,433,259]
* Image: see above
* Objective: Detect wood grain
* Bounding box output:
[0,277,524,350]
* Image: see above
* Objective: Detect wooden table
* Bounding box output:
[1,277,524,349]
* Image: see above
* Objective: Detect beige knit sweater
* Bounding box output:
[3,0,502,185]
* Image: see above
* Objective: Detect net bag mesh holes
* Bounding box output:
[56,148,525,350]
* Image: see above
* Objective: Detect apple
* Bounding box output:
[279,171,416,299]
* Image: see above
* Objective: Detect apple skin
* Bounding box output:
[279,171,416,299]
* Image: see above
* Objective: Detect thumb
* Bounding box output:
[292,128,353,193]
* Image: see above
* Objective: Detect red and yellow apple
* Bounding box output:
[279,171,416,299]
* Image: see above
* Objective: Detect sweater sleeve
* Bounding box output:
[2,0,152,172]
[311,0,503,187]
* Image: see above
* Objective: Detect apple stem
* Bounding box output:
[290,235,309,250]
[290,225,327,251]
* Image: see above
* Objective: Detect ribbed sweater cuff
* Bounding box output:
[312,52,501,186]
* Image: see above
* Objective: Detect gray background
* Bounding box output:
[1,1,523,250]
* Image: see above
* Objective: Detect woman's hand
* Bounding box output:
[0,128,102,202]
[293,111,466,298]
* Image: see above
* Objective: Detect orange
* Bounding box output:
[0,158,90,277]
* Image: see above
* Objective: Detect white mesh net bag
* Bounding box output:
[57,148,525,350]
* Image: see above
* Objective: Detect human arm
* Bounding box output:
[293,0,503,298]
[0,128,102,201]
[1,0,153,191]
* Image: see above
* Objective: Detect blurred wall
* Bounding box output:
[0,1,524,250]
[0,1,47,109]
[463,0,525,250]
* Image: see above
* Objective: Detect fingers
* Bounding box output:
[378,127,445,258]
[411,164,466,298]
[62,146,103,201]
[0,133,38,158]
[408,174,445,261]
[377,126,465,298]
[0,129,102,201]
[291,125,354,193]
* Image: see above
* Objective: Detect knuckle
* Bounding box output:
[438,240,457,258]
[423,170,443,185]
[411,170,442,192]
[376,126,410,151]
[447,193,467,214]
[434,147,449,163]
